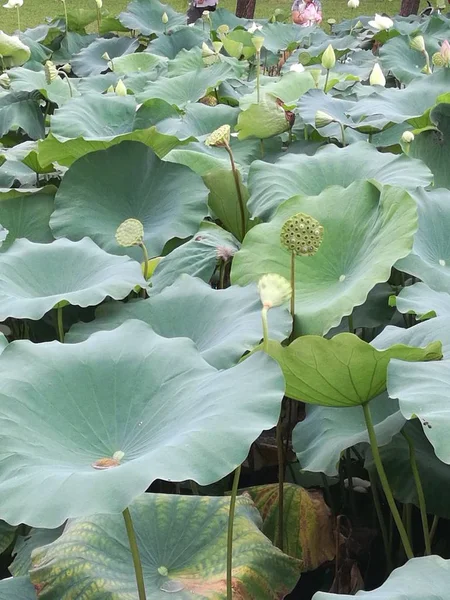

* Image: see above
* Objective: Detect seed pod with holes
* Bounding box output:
[280,212,324,257]
[115,218,144,247]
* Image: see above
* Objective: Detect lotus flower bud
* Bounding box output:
[162,11,168,23]
[101,51,111,61]
[201,42,215,57]
[212,41,223,53]
[410,35,425,53]
[44,60,59,84]
[3,0,23,8]
[321,44,336,70]
[441,40,450,63]
[106,84,114,93]
[205,124,231,147]
[95,0,102,7]
[280,213,324,257]
[369,62,386,86]
[258,274,292,309]
[347,0,359,8]
[315,110,335,128]
[61,62,72,73]
[252,36,264,52]
[0,72,11,88]
[401,130,414,143]
[115,79,127,96]
[368,14,394,30]
[202,10,210,20]
[115,218,144,247]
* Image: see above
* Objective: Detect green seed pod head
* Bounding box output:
[432,51,445,67]
[280,212,324,256]
[115,218,144,247]
[44,60,58,85]
[205,124,231,147]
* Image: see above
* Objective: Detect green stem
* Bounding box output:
[59,70,73,97]
[362,402,414,559]
[324,68,330,92]
[430,515,439,546]
[339,122,346,147]
[261,307,269,353]
[348,314,354,333]
[56,307,64,343]
[260,138,264,158]
[16,6,21,31]
[368,469,393,573]
[227,464,241,600]
[224,143,246,242]
[256,49,261,103]
[219,259,226,289]
[123,508,147,600]
[403,503,413,552]
[290,250,296,336]
[62,0,69,32]
[276,411,284,551]
[402,430,431,555]
[96,6,102,34]
[304,125,309,140]
[139,242,149,280]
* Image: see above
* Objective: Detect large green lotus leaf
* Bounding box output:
[0,321,284,526]
[293,393,404,476]
[148,27,207,60]
[0,519,17,554]
[313,556,450,599]
[11,527,65,577]
[0,238,145,321]
[396,283,450,319]
[51,31,97,63]
[380,35,440,85]
[373,316,450,358]
[30,493,300,599]
[239,71,317,111]
[71,36,139,77]
[166,46,204,76]
[119,0,185,34]
[299,89,357,138]
[255,22,312,54]
[244,484,335,569]
[0,32,31,67]
[8,66,74,106]
[232,182,418,335]
[262,333,440,407]
[247,142,432,220]
[0,186,55,250]
[136,63,235,108]
[397,188,450,293]
[153,102,239,139]
[0,577,36,599]
[365,420,450,520]
[235,94,291,140]
[110,51,166,75]
[50,142,208,261]
[388,356,450,464]
[150,222,239,292]
[408,103,450,189]
[66,275,291,368]
[0,91,44,140]
[347,68,450,130]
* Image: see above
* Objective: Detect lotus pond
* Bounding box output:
[0,0,450,598]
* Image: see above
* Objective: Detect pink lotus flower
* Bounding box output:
[441,40,450,64]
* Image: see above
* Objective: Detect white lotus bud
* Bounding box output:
[101,51,111,61]
[315,110,335,128]
[258,274,292,309]
[95,0,102,7]
[161,11,168,24]
[347,0,359,8]
[401,130,414,143]
[3,0,23,8]
[410,35,425,53]
[252,36,264,52]
[321,44,336,70]
[368,14,394,31]
[115,79,127,96]
[369,62,386,86]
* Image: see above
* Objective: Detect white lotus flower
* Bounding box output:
[347,0,359,8]
[95,0,102,7]
[258,274,292,309]
[290,62,305,73]
[3,0,23,8]
[247,21,263,33]
[368,13,394,30]
[401,130,414,143]
[369,62,386,86]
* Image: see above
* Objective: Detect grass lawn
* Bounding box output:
[1,0,429,33]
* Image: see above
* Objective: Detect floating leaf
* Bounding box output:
[396,283,450,319]
[0,91,44,140]
[119,0,186,35]
[11,526,65,577]
[71,36,139,77]
[0,577,36,599]
[235,94,291,140]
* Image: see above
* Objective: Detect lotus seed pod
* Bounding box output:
[258,273,292,309]
[44,60,58,85]
[216,24,230,34]
[205,124,231,147]
[115,218,144,247]
[321,44,336,70]
[410,35,425,53]
[252,36,264,52]
[61,62,72,73]
[162,11,168,24]
[315,110,335,128]
[280,213,324,257]
[298,51,311,65]
[432,51,445,67]
[199,94,218,106]
[202,10,211,20]
[401,130,414,143]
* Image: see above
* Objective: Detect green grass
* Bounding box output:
[1,0,425,33]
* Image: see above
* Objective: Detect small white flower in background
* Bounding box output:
[401,130,414,143]
[344,477,371,494]
[369,62,386,86]
[347,0,359,8]
[95,0,102,7]
[115,79,127,96]
[3,0,23,8]
[290,62,305,73]
[161,11,168,24]
[0,72,10,88]
[258,274,292,309]
[247,21,263,33]
[368,13,394,31]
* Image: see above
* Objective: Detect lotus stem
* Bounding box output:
[227,464,241,600]
[123,507,147,600]
[16,6,21,31]
[59,70,73,97]
[403,503,413,551]
[290,250,296,325]
[324,68,330,92]
[96,6,102,34]
[339,122,346,147]
[261,307,269,353]
[139,242,150,280]
[56,306,64,343]
[430,515,439,545]
[348,314,353,332]
[402,430,431,555]
[276,410,284,551]
[368,469,393,573]
[362,402,414,559]
[219,259,226,289]
[256,49,261,103]
[224,142,246,241]
[61,0,69,32]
